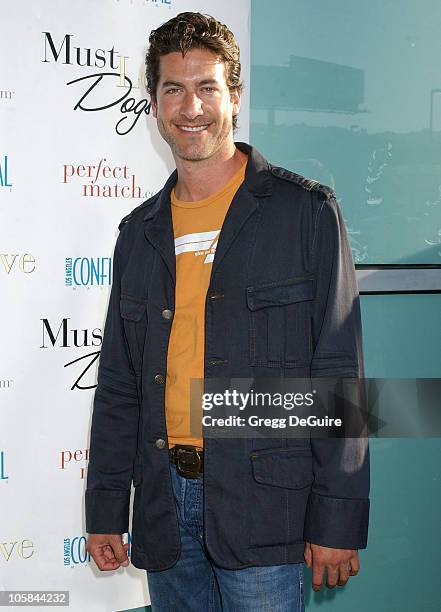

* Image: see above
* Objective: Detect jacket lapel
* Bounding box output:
[211,142,273,275]
[143,171,177,284]
[210,185,258,277]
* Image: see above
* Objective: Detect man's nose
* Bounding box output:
[180,92,204,120]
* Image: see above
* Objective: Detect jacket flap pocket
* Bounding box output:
[251,447,314,490]
[246,278,314,311]
[120,296,147,322]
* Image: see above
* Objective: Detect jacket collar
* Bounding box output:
[143,142,272,283]
[143,142,272,223]
[235,141,273,197]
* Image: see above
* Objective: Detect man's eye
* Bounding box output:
[202,87,215,93]
[166,88,180,94]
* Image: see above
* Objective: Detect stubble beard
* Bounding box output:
[157,117,233,162]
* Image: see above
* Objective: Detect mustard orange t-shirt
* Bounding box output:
[165,157,247,450]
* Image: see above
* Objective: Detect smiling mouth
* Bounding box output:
[176,124,211,132]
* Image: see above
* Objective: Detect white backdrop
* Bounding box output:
[0,1,250,610]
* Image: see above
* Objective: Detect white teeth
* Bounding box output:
[179,125,208,132]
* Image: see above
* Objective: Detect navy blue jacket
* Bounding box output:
[85,142,370,571]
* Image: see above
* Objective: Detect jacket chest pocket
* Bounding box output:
[120,294,148,374]
[246,277,314,367]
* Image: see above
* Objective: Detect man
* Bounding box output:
[86,12,370,612]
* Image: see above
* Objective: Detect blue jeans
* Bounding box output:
[146,461,305,612]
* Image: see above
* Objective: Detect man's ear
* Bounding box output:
[151,96,157,118]
[231,87,241,118]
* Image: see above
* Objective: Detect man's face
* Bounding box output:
[152,48,240,162]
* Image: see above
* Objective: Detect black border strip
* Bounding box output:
[360,290,441,295]
[356,264,441,270]
[355,264,441,295]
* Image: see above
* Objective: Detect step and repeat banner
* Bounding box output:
[0,1,250,610]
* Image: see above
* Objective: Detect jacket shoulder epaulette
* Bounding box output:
[270,165,335,200]
[118,192,161,230]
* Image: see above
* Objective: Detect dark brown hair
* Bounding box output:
[145,12,242,130]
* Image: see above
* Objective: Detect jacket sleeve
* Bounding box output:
[303,192,370,550]
[85,236,139,534]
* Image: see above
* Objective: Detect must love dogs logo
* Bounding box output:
[42,32,150,135]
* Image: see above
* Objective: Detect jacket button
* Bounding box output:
[162,309,173,320]
[208,359,228,366]
[154,374,165,384]
[155,438,166,449]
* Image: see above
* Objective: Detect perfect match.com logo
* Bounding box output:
[62,159,142,199]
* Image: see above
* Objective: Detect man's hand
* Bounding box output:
[87,534,130,571]
[304,541,359,591]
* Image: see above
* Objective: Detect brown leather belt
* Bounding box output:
[169,444,204,479]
